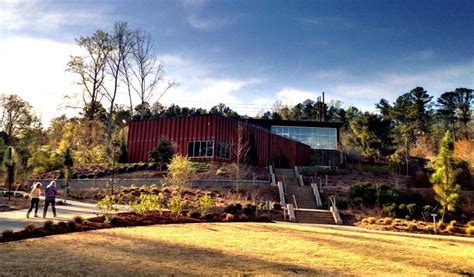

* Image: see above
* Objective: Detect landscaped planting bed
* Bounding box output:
[0,210,274,244]
[356,217,474,237]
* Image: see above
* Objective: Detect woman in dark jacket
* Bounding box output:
[43,180,58,218]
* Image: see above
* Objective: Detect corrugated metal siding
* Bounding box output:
[127,114,311,168]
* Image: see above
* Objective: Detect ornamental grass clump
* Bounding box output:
[1,229,13,240]
[67,220,76,229]
[73,216,84,225]
[43,220,54,230]
[384,217,393,225]
[24,223,36,233]
[466,227,474,236]
[407,223,417,231]
[367,217,377,224]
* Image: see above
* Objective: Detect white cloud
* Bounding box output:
[0,1,108,33]
[0,37,82,125]
[187,15,237,31]
[326,63,474,109]
[277,88,319,105]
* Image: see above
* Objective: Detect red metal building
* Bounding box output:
[127,114,312,168]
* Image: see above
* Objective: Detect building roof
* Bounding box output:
[245,118,344,129]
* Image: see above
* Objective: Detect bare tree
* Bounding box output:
[103,22,134,156]
[126,29,176,119]
[67,30,112,135]
[234,122,250,192]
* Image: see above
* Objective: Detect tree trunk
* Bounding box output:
[405,133,409,176]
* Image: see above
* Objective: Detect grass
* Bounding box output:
[0,223,473,275]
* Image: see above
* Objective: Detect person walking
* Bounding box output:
[26,182,42,218]
[43,180,58,218]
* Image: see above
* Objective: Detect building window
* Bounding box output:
[216,142,231,159]
[271,126,337,150]
[187,140,214,157]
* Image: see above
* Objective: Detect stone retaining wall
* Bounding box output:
[28,178,271,189]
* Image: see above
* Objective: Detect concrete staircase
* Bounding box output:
[274,168,335,225]
[296,209,335,224]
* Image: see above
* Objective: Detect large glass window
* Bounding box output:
[271,126,337,149]
[188,141,214,157]
[216,142,231,159]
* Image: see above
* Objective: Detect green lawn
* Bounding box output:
[0,223,473,275]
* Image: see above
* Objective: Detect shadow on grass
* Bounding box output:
[264,224,474,275]
[0,226,336,275]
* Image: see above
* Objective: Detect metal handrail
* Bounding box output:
[292,194,299,222]
[329,196,343,224]
[310,183,323,207]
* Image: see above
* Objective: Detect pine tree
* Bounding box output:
[63,147,74,203]
[2,147,16,201]
[431,131,461,222]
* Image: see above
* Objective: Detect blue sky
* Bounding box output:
[0,0,472,125]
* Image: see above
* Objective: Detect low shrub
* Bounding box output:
[1,229,13,240]
[362,218,369,224]
[243,206,255,217]
[466,227,474,236]
[73,216,84,225]
[203,214,215,221]
[130,193,165,215]
[335,197,349,210]
[168,193,186,217]
[67,220,76,229]
[188,211,200,219]
[383,203,397,218]
[110,217,122,226]
[225,213,234,221]
[57,221,68,229]
[24,223,36,233]
[256,214,271,222]
[449,220,457,226]
[367,217,376,224]
[240,214,249,221]
[406,203,417,219]
[198,193,214,215]
[235,203,243,211]
[96,195,120,224]
[427,226,434,233]
[384,217,393,225]
[407,223,417,231]
[348,183,377,207]
[224,204,238,214]
[43,220,54,230]
[467,220,474,227]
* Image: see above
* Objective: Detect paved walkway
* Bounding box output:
[0,197,124,232]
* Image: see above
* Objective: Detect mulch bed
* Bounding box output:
[0,211,272,244]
